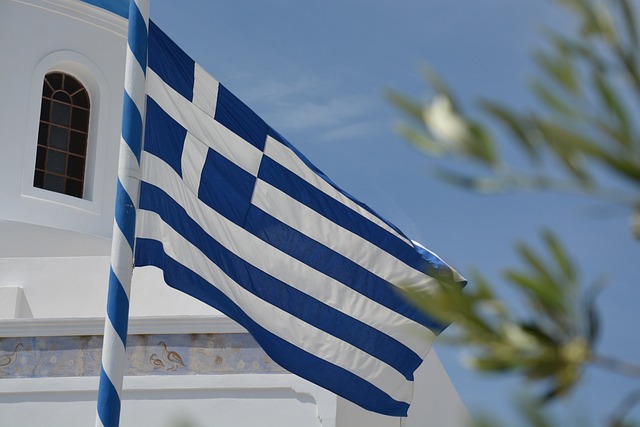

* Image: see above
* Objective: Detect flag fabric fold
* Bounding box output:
[134,21,464,417]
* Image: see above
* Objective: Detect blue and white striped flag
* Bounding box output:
[134,21,464,417]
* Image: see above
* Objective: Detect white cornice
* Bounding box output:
[9,0,128,38]
[0,315,247,337]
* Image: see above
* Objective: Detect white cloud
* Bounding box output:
[228,69,380,143]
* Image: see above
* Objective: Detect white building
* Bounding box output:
[0,1,470,425]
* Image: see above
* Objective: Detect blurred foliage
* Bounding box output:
[418,231,594,401]
[390,0,640,425]
[389,0,640,235]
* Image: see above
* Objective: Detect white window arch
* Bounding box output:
[22,51,110,214]
[34,71,91,198]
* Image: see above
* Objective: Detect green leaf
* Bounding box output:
[592,71,631,143]
[516,242,559,289]
[395,124,445,156]
[520,322,559,347]
[469,356,514,373]
[617,0,639,47]
[534,50,580,94]
[420,65,461,111]
[524,358,563,381]
[464,122,500,167]
[548,31,605,72]
[534,120,593,184]
[473,273,495,300]
[386,91,424,124]
[504,270,563,313]
[479,100,540,161]
[434,169,506,193]
[516,397,558,427]
[542,230,576,284]
[536,119,640,184]
[530,80,578,118]
[583,279,606,346]
[594,118,633,149]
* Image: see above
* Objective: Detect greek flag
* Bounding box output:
[134,21,464,417]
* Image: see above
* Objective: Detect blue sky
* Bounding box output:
[149,1,638,423]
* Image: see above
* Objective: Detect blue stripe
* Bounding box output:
[121,91,143,163]
[144,97,187,177]
[136,183,421,378]
[258,155,432,273]
[197,148,256,225]
[148,21,195,102]
[244,206,446,333]
[268,129,408,236]
[79,0,129,19]
[97,367,122,427]
[106,267,130,346]
[114,179,136,250]
[127,2,148,73]
[134,237,411,416]
[413,241,462,284]
[215,84,268,151]
[267,132,460,284]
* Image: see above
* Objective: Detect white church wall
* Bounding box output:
[0,372,337,427]
[336,350,472,427]
[0,255,220,319]
[0,0,127,238]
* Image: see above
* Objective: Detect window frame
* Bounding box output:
[21,51,110,215]
[34,71,91,198]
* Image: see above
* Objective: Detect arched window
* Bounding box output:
[34,72,90,198]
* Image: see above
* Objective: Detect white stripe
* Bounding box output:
[117,137,141,208]
[181,132,209,194]
[263,136,412,246]
[100,319,126,398]
[139,152,434,356]
[134,0,150,23]
[95,412,105,427]
[146,68,262,176]
[193,63,219,117]
[137,209,414,404]
[124,44,147,116]
[110,224,134,300]
[252,178,438,291]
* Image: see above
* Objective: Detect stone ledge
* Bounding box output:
[0,315,246,337]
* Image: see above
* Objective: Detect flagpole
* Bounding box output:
[96,0,149,426]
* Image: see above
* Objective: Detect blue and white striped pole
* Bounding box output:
[96,0,149,426]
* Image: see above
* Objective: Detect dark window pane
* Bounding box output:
[36,146,46,170]
[42,80,53,98]
[67,155,85,180]
[50,101,71,126]
[69,131,87,155]
[72,90,90,108]
[49,125,68,150]
[38,123,49,146]
[38,72,90,199]
[47,73,63,90]
[46,150,66,174]
[53,90,71,103]
[66,179,83,198]
[64,75,82,94]
[33,170,44,188]
[71,108,89,131]
[43,173,65,193]
[40,99,50,121]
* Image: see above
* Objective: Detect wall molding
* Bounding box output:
[0,315,246,337]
